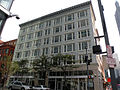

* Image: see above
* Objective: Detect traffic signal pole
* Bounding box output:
[97,0,117,90]
[85,47,89,90]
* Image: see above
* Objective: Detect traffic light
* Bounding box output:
[92,45,102,54]
[88,75,94,79]
[84,55,92,65]
[88,59,92,65]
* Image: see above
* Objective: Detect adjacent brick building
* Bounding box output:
[0,39,17,80]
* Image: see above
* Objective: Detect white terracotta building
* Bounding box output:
[12,1,104,90]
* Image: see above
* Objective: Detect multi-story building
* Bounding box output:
[115,1,120,36]
[13,1,104,90]
[0,39,17,82]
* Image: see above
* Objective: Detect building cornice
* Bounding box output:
[19,1,91,27]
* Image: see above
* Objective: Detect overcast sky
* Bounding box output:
[1,0,120,59]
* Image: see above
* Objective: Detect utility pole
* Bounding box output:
[97,0,117,90]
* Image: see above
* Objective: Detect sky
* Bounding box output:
[1,0,120,60]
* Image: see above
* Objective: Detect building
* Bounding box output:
[13,1,104,90]
[0,39,17,82]
[115,1,120,36]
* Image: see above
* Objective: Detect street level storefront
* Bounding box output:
[9,64,104,90]
[48,70,94,90]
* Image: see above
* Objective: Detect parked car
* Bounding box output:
[8,81,31,90]
[32,85,50,90]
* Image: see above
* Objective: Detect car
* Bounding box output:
[32,85,50,90]
[8,81,31,90]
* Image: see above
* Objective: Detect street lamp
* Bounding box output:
[8,14,20,19]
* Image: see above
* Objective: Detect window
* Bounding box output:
[45,28,50,35]
[34,39,41,47]
[32,49,40,56]
[64,43,75,52]
[36,23,44,29]
[65,13,74,21]
[29,25,35,32]
[14,82,22,85]
[77,10,88,18]
[79,54,92,64]
[65,32,75,41]
[17,44,24,50]
[44,37,50,45]
[79,41,91,50]
[78,29,90,38]
[54,17,62,25]
[5,49,9,54]
[78,19,89,28]
[51,46,61,54]
[24,51,30,57]
[10,50,13,54]
[67,44,72,51]
[16,52,22,58]
[67,55,75,64]
[53,26,62,34]
[20,36,25,41]
[46,20,51,27]
[27,33,34,40]
[20,28,27,35]
[35,31,42,38]
[25,42,32,48]
[82,42,87,50]
[52,35,61,43]
[81,31,87,37]
[65,23,75,31]
[43,47,49,55]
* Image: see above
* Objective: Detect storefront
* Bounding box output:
[48,70,94,90]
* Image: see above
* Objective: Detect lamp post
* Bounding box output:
[97,0,117,90]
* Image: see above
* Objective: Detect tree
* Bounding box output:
[51,53,74,90]
[5,61,19,86]
[17,59,29,76]
[31,55,52,86]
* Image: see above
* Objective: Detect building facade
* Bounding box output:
[0,39,17,82]
[115,1,120,36]
[13,1,103,90]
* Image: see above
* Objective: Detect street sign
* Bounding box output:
[106,57,116,68]
[106,45,112,58]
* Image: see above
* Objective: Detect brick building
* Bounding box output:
[0,39,17,80]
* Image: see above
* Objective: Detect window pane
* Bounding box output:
[67,44,72,51]
[81,31,87,37]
